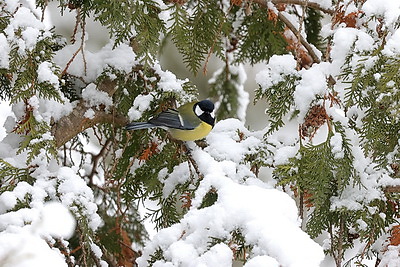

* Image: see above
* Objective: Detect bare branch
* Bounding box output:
[273,0,334,15]
[384,185,400,193]
[270,0,335,15]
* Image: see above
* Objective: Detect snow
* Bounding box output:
[274,145,298,165]
[0,200,75,267]
[138,118,324,267]
[162,162,191,197]
[294,63,329,120]
[383,28,400,56]
[57,167,102,231]
[32,202,76,239]
[128,94,155,121]
[330,132,344,159]
[54,41,137,82]
[5,7,45,45]
[4,0,20,13]
[0,231,69,267]
[139,165,325,266]
[37,62,59,88]
[362,0,400,25]
[21,27,40,51]
[82,83,113,109]
[255,54,298,90]
[378,245,400,267]
[84,108,96,119]
[205,119,262,164]
[243,255,279,267]
[0,34,10,68]
[154,64,188,94]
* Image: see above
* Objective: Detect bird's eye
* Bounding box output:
[195,105,204,117]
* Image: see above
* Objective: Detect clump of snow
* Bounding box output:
[255,54,298,89]
[82,83,113,109]
[37,62,59,88]
[0,34,10,68]
[383,28,400,56]
[0,191,17,214]
[274,145,298,165]
[205,118,262,164]
[128,94,155,121]
[0,230,69,267]
[161,162,190,197]
[330,28,375,73]
[294,63,329,120]
[57,167,102,230]
[5,7,45,41]
[330,132,344,159]
[21,26,40,51]
[378,245,400,267]
[362,0,400,26]
[4,0,20,13]
[33,202,76,239]
[230,63,249,122]
[84,108,96,119]
[154,64,188,94]
[54,41,137,82]
[243,255,279,267]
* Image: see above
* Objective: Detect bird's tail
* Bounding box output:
[125,122,156,130]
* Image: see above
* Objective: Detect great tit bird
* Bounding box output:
[126,100,215,141]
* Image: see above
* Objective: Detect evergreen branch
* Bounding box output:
[52,79,128,148]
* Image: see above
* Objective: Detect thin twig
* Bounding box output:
[295,0,308,68]
[270,0,334,15]
[88,138,112,186]
[277,11,321,64]
[60,46,82,77]
[183,143,204,180]
[40,0,48,22]
[80,18,87,76]
[71,9,81,44]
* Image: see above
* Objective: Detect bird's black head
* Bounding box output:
[194,100,215,127]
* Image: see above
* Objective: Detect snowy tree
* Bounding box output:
[0,0,399,266]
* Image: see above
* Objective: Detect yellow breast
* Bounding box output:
[169,122,213,141]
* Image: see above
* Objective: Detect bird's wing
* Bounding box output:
[149,109,196,130]
[125,122,155,130]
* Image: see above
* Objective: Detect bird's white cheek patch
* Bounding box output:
[195,105,204,117]
[210,110,215,119]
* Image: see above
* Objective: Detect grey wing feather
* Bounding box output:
[149,109,195,130]
[125,122,155,130]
